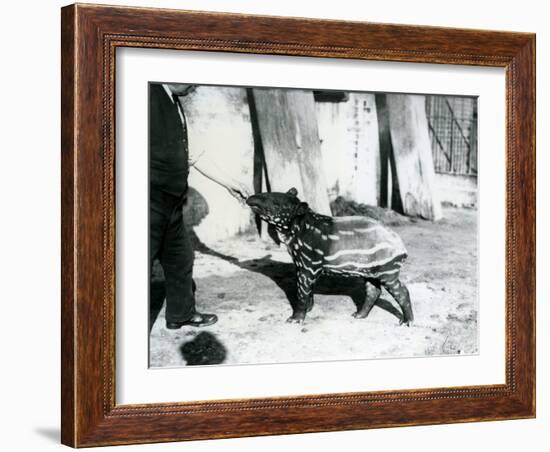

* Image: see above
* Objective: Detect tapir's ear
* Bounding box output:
[295,202,309,216]
[287,187,298,197]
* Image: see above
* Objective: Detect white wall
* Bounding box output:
[183,87,382,240]
[183,85,255,242]
[436,173,478,208]
[317,92,380,205]
[0,1,546,452]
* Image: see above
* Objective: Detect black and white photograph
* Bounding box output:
[1,0,543,449]
[148,82,479,367]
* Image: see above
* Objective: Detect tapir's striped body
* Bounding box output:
[246,188,413,325]
[287,214,407,281]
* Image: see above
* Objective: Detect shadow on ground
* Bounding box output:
[192,232,403,321]
[180,331,227,365]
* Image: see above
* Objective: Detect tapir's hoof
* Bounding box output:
[286,314,306,324]
[352,311,368,319]
[399,319,413,327]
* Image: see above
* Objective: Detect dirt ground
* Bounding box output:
[149,207,478,367]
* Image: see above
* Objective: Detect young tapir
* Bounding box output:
[246,188,413,325]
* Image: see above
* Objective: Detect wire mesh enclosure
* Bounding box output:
[426,95,478,175]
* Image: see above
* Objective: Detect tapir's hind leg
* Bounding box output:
[380,276,414,326]
[353,279,381,319]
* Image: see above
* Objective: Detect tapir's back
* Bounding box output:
[319,215,407,276]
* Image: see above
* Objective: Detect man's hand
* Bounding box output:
[193,156,251,203]
[225,181,251,203]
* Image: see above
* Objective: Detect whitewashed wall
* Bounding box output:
[316,93,380,205]
[180,86,255,243]
[436,173,477,208]
[178,87,466,240]
[181,87,385,243]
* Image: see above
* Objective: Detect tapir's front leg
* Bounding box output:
[286,269,315,324]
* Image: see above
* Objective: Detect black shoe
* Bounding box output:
[166,312,218,329]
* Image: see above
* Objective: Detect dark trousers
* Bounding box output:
[150,187,196,323]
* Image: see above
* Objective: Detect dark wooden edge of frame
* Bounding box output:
[61,3,536,447]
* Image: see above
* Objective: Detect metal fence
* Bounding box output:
[425,95,478,175]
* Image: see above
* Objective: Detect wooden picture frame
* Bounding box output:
[61,3,535,447]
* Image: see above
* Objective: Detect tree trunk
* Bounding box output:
[250,89,331,215]
[386,94,442,220]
